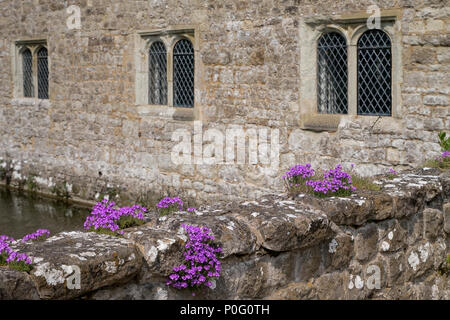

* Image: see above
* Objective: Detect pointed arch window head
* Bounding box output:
[148,41,167,105]
[22,49,33,98]
[173,39,194,108]
[37,47,49,99]
[357,29,392,116]
[317,32,348,114]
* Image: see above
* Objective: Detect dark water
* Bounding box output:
[0,187,91,239]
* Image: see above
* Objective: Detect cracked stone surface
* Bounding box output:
[0,170,449,300]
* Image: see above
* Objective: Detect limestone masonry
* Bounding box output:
[0,0,449,204]
[1,169,449,299]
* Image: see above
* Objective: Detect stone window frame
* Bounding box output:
[135,26,202,121]
[13,39,49,100]
[298,10,402,131]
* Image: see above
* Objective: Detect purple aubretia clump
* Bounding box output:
[305,164,356,197]
[156,196,184,216]
[441,151,450,159]
[22,229,50,243]
[166,224,222,293]
[0,230,48,273]
[83,199,147,236]
[283,164,315,189]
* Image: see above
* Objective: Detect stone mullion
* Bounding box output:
[32,46,38,99]
[348,43,358,115]
[167,38,174,107]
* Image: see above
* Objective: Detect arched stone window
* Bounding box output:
[37,47,49,99]
[317,32,348,114]
[148,41,167,105]
[173,39,194,108]
[357,29,392,116]
[22,48,33,98]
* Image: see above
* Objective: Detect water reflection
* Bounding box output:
[0,187,91,239]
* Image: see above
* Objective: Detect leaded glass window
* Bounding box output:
[357,29,392,116]
[148,41,167,105]
[173,39,194,108]
[37,47,49,99]
[317,32,348,114]
[22,49,33,98]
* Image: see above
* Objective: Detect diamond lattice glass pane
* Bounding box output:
[149,41,167,105]
[357,29,392,116]
[173,39,194,108]
[37,47,49,99]
[317,32,348,114]
[22,49,33,98]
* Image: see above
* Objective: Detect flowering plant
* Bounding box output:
[0,230,50,273]
[441,151,450,161]
[156,196,184,216]
[305,164,356,197]
[21,229,50,243]
[83,199,147,236]
[283,164,315,186]
[431,151,450,169]
[166,224,222,294]
[387,168,398,180]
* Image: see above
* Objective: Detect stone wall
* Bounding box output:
[0,0,449,204]
[1,169,448,300]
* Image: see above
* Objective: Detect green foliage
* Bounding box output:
[312,188,353,198]
[88,227,121,237]
[117,216,146,229]
[437,254,450,277]
[438,132,450,151]
[349,175,381,191]
[423,158,450,170]
[158,206,179,217]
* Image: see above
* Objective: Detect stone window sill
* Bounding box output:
[299,113,343,132]
[11,98,50,107]
[300,113,400,133]
[136,104,195,121]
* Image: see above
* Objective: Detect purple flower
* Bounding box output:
[156,196,183,210]
[21,229,50,243]
[83,200,146,235]
[166,224,222,292]
[306,164,356,196]
[388,168,398,175]
[284,164,315,181]
[1,233,33,267]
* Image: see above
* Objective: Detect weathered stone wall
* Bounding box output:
[0,0,448,204]
[1,169,448,300]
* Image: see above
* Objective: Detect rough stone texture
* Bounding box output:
[0,1,448,205]
[444,202,450,234]
[7,231,142,300]
[0,170,448,300]
[0,268,40,300]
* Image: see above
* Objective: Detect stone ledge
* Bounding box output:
[136,105,196,121]
[9,231,142,300]
[0,169,448,299]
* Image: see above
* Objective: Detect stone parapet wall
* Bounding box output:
[1,169,448,300]
[0,1,448,203]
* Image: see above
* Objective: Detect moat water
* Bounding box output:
[0,187,91,239]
